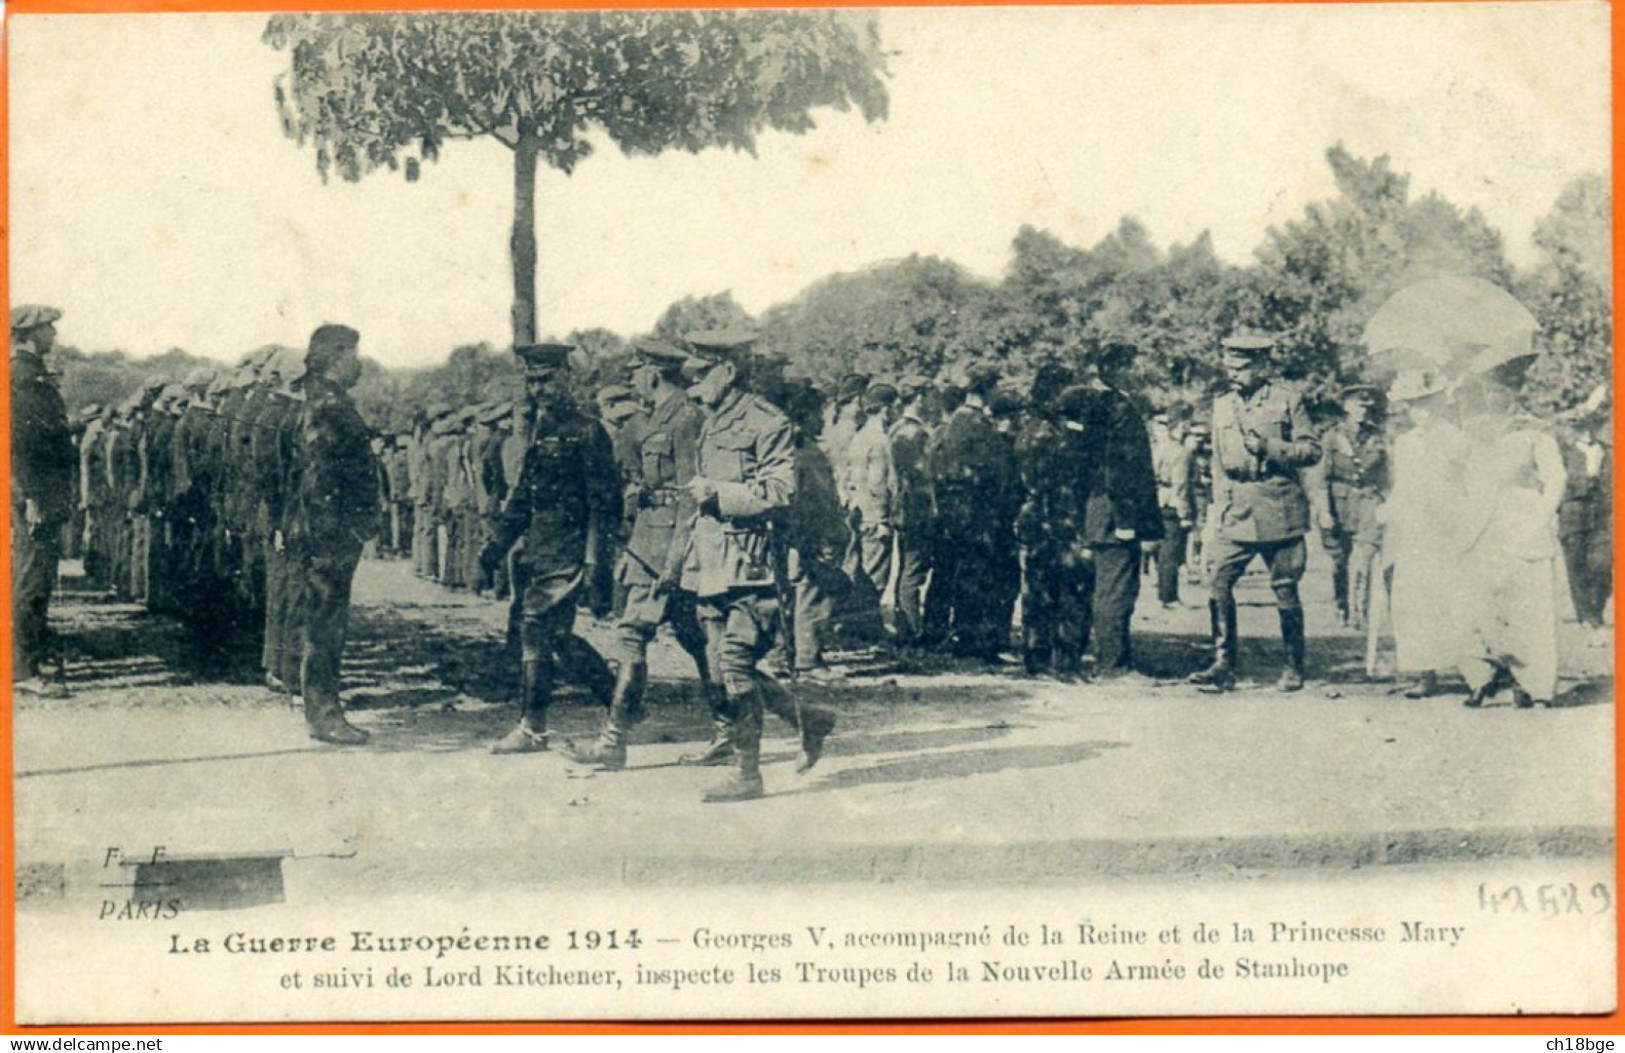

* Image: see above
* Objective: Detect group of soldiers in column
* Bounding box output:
[13,303,1615,801]
[13,308,379,747]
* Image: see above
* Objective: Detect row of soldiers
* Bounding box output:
[43,322,380,743]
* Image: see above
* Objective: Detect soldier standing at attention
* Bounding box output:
[1188,333,1322,693]
[887,376,936,651]
[292,324,380,745]
[679,330,836,803]
[1078,342,1162,677]
[1308,385,1388,630]
[568,342,716,770]
[481,343,621,755]
[10,305,74,696]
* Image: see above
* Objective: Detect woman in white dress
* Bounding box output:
[1452,355,1568,708]
[1380,369,1470,697]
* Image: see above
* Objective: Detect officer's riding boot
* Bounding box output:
[759,675,836,775]
[679,682,736,766]
[304,694,369,746]
[568,662,645,771]
[1188,599,1238,691]
[492,659,550,754]
[703,689,764,803]
[1276,607,1306,692]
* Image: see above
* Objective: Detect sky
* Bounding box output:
[6,3,1611,369]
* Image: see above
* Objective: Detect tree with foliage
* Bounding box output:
[759,255,1004,381]
[1520,174,1612,414]
[1253,145,1512,397]
[264,11,888,346]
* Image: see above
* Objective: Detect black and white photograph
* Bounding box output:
[6,2,1615,1023]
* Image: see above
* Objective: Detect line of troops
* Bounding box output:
[13,305,1615,801]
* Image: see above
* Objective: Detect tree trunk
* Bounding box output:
[509,132,539,347]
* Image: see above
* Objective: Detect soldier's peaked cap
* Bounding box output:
[514,342,574,373]
[10,304,62,331]
[1220,331,1277,355]
[633,340,691,370]
[862,381,898,409]
[837,372,871,400]
[684,329,759,361]
[1340,383,1381,401]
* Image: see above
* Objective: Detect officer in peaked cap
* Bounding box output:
[482,342,621,755]
[565,336,719,772]
[11,304,72,695]
[1307,382,1389,630]
[1189,330,1322,693]
[671,326,836,802]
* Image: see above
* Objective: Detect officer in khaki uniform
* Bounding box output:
[1307,385,1388,630]
[1189,333,1322,692]
[568,341,715,770]
[481,343,621,755]
[679,330,836,803]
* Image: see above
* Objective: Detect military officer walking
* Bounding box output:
[678,330,835,803]
[568,341,716,770]
[10,305,74,695]
[292,324,380,745]
[481,343,621,755]
[1189,333,1322,692]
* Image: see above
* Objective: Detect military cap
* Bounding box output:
[988,386,1028,416]
[861,381,898,410]
[141,375,168,394]
[603,398,641,424]
[633,339,691,371]
[514,342,575,375]
[597,383,635,404]
[76,403,104,423]
[240,345,280,371]
[477,402,511,424]
[182,367,217,392]
[964,363,1001,397]
[1340,383,1381,402]
[1220,331,1276,358]
[430,413,459,435]
[836,372,871,401]
[1054,384,1096,429]
[1094,340,1139,369]
[299,324,361,380]
[685,329,759,362]
[898,374,932,398]
[10,304,62,332]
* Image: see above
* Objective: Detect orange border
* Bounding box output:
[1,0,1621,1036]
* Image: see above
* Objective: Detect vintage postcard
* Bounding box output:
[6,2,1615,1025]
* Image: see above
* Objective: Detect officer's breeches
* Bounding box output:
[698,588,780,699]
[1209,536,1306,611]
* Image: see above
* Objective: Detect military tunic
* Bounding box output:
[489,398,620,724]
[293,378,380,707]
[611,388,710,676]
[1309,418,1388,625]
[1207,380,1321,610]
[10,341,74,675]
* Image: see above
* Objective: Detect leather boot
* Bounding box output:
[493,659,550,754]
[1188,599,1238,692]
[568,662,645,770]
[703,689,764,803]
[305,694,369,746]
[758,677,835,775]
[1276,607,1306,692]
[680,683,735,766]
